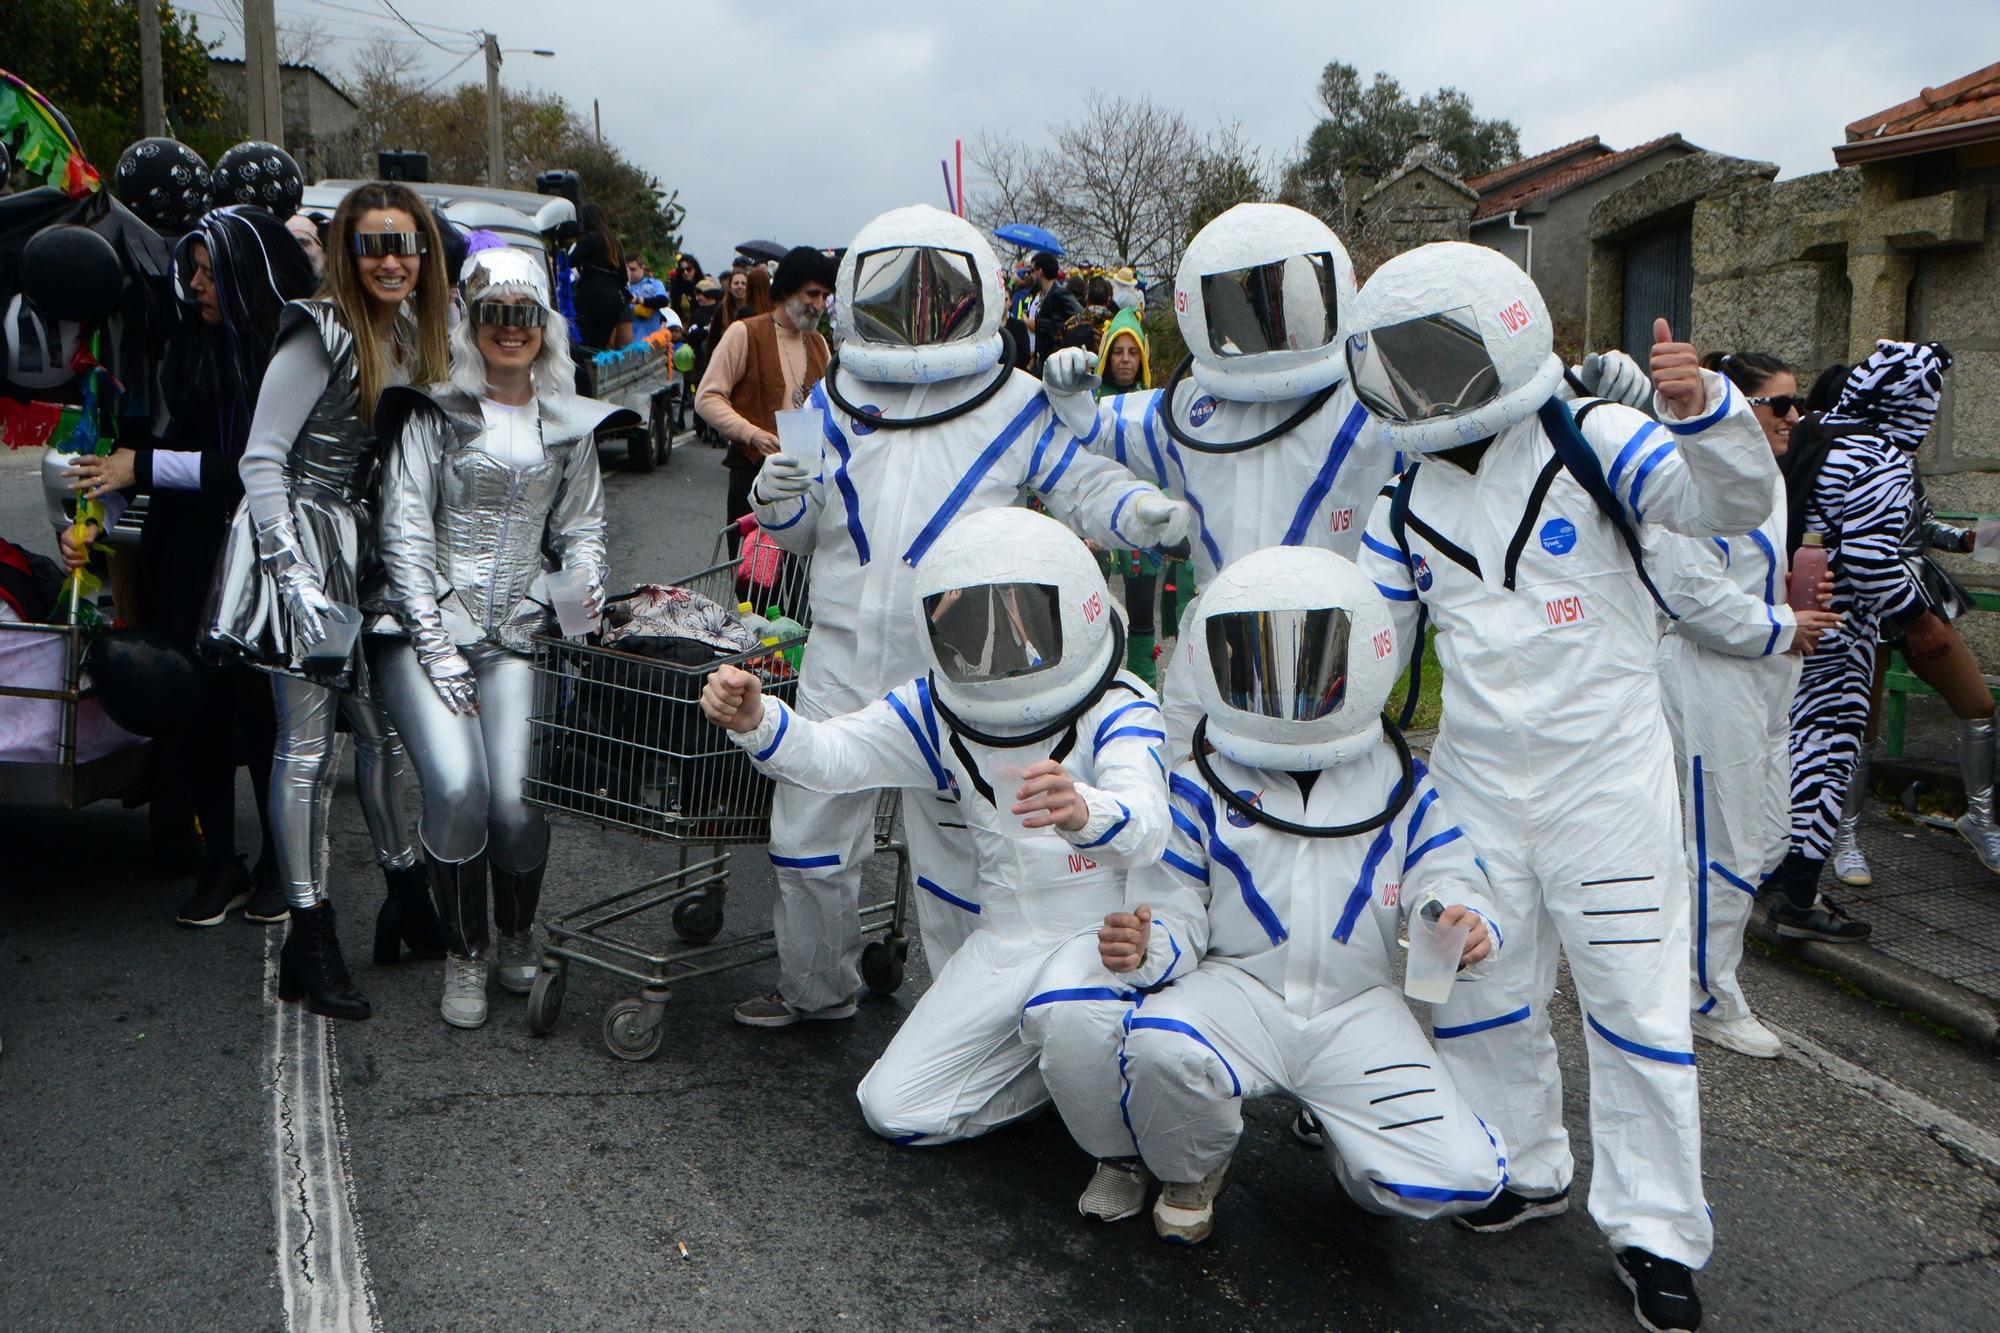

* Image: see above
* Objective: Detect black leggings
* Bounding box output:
[1124,572,1158,636]
[162,658,275,874]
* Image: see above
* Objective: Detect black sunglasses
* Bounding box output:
[1749,393,1805,416]
[474,300,548,328]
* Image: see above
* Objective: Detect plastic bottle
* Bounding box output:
[735,601,775,641]
[1787,532,1830,613]
[763,606,808,667]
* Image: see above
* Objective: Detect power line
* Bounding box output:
[374,0,471,52]
[299,0,466,36]
[416,49,479,93]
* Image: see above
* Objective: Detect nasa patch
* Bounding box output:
[1411,553,1434,592]
[1188,395,1219,428]
[1539,517,1577,555]
[1226,789,1263,829]
[850,406,881,437]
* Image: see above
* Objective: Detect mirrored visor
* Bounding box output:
[473,299,548,328]
[923,582,1063,686]
[1205,607,1352,723]
[851,246,983,348]
[351,231,426,257]
[1345,306,1501,424]
[1200,252,1338,357]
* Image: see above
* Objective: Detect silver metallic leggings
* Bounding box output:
[270,674,417,909]
[373,638,549,871]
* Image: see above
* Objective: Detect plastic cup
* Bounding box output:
[772,407,821,471]
[1403,914,1472,1006]
[547,567,598,639]
[1974,521,2000,565]
[302,601,362,669]
[992,754,1055,839]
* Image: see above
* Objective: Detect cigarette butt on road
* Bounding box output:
[677,1240,690,1261]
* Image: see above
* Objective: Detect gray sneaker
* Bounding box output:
[1079,1159,1153,1222]
[495,932,538,995]
[1152,1158,1233,1245]
[731,990,859,1028]
[440,954,490,1029]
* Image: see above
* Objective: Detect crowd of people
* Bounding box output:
[5,115,1982,1333]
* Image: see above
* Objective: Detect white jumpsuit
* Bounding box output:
[1049,379,1395,760]
[1024,743,1509,1219]
[751,370,1171,1010]
[1356,374,1776,1268]
[729,672,1168,1143]
[1651,483,1800,1022]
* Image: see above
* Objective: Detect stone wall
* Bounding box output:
[1687,167,1860,376]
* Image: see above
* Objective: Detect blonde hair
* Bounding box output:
[320,181,450,426]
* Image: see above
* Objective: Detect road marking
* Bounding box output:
[1769,1020,2000,1174]
[265,929,382,1332]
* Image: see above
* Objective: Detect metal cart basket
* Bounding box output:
[522,532,910,1060]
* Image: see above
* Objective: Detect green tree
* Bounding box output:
[3,0,224,170]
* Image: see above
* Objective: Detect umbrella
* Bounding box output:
[735,238,786,263]
[993,222,1061,256]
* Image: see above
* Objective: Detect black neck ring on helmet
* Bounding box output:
[1159,352,1343,454]
[1192,713,1414,838]
[822,325,1017,431]
[928,612,1126,750]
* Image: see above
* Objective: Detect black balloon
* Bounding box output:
[211,141,303,218]
[113,137,213,234]
[85,630,200,739]
[21,224,124,324]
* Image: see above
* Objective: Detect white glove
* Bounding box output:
[1572,350,1653,412]
[1042,348,1101,398]
[752,453,811,505]
[275,562,334,648]
[1127,494,1193,550]
[424,649,480,716]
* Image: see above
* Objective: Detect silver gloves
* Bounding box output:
[424,650,480,716]
[1041,348,1101,398]
[254,513,332,648]
[1571,350,1653,412]
[752,453,811,505]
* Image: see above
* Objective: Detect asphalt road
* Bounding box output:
[3,435,1998,1331]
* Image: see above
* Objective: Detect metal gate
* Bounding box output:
[1621,218,1692,354]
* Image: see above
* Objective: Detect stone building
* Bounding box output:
[1465,134,1703,354]
[1350,136,1477,264]
[205,57,363,181]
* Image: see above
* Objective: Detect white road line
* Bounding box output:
[264,929,382,1333]
[1769,1020,2000,1174]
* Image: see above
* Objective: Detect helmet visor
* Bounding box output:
[351,231,426,257]
[1200,252,1338,357]
[1346,306,1502,424]
[1205,606,1351,723]
[473,299,548,328]
[851,246,983,348]
[924,581,1063,686]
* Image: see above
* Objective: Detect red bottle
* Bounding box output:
[1787,532,1830,612]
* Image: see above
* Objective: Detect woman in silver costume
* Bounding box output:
[206,182,452,1020]
[370,246,622,1029]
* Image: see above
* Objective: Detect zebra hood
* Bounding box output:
[1820,339,1954,452]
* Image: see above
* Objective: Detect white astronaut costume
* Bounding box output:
[1650,481,1801,1031]
[1351,243,1775,1272]
[747,205,1189,1014]
[724,509,1168,1141]
[1025,548,1509,1233]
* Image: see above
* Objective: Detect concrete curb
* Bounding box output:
[1771,933,2000,1050]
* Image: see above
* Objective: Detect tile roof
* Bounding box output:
[1470,134,1697,221]
[1463,137,1607,194]
[1846,62,2000,140]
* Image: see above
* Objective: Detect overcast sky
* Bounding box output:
[200,1,1997,270]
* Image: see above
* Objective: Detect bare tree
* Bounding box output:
[278,16,334,67]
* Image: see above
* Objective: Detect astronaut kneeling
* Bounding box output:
[1089,547,1509,1245]
[702,507,1169,1149]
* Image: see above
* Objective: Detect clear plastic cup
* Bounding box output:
[1404,913,1472,1005]
[992,755,1054,839]
[547,567,598,639]
[301,601,362,669]
[1974,520,2000,565]
[773,407,821,472]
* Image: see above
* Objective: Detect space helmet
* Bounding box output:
[833,204,1005,385]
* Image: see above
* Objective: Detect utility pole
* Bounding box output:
[242,0,283,147]
[139,0,164,137]
[593,99,602,145]
[485,33,504,186]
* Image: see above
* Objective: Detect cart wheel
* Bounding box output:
[861,935,908,996]
[650,395,674,468]
[671,894,725,946]
[624,424,657,474]
[526,964,566,1037]
[603,995,665,1061]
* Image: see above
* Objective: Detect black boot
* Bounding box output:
[374,860,448,964]
[278,901,372,1021]
[492,859,547,995]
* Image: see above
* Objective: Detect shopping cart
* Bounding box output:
[0,619,149,813]
[522,529,910,1061]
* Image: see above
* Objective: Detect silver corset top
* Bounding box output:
[436,445,566,632]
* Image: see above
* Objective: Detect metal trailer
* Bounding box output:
[583,343,676,474]
[0,619,149,813]
[521,532,909,1061]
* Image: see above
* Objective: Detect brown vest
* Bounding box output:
[726,312,829,463]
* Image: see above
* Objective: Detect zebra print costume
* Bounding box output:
[1788,341,1953,862]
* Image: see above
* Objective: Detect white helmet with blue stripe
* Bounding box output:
[834,204,1004,385]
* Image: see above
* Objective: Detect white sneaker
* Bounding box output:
[495,932,538,995]
[1832,832,1872,887]
[1078,1159,1153,1222]
[440,954,490,1029]
[1152,1158,1232,1245]
[1691,1010,1782,1059]
[1956,813,2000,874]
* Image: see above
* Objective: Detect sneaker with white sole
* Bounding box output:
[495,932,538,995]
[440,954,489,1030]
[1290,1105,1326,1149]
[1831,820,1872,887]
[1614,1246,1703,1331]
[1152,1158,1232,1245]
[732,990,859,1028]
[1455,1185,1570,1233]
[1691,1011,1782,1059]
[1078,1159,1153,1222]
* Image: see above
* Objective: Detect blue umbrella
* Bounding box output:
[993,222,1062,256]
